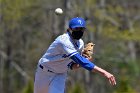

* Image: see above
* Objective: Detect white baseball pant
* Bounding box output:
[34,65,67,93]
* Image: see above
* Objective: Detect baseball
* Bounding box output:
[55,8,63,15]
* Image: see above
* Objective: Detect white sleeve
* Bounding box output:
[61,41,78,57]
[58,37,78,57]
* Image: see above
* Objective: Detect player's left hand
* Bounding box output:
[86,57,93,61]
[71,63,81,70]
[68,62,81,70]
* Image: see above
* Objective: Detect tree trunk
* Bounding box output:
[4,37,12,93]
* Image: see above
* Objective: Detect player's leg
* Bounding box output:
[48,73,67,93]
[34,67,55,93]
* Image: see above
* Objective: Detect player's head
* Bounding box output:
[68,17,86,40]
[69,17,86,28]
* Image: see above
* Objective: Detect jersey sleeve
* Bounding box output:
[58,36,78,57]
[70,53,95,71]
[60,41,78,57]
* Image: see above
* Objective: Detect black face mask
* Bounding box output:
[71,31,84,40]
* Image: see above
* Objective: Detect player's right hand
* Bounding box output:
[93,66,116,86]
[105,72,116,86]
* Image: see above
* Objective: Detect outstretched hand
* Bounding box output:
[104,72,116,86]
[93,66,116,86]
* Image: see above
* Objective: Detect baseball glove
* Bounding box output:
[82,42,95,60]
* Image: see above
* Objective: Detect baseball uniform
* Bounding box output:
[34,17,95,93]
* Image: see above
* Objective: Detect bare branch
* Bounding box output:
[0,50,31,80]
[11,62,30,80]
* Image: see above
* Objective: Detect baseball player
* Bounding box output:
[34,17,116,93]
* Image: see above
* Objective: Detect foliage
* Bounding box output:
[114,76,136,93]
[22,80,33,93]
[68,83,86,93]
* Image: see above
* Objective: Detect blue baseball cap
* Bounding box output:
[69,17,86,29]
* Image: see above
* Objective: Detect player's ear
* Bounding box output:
[67,28,71,32]
[68,28,71,30]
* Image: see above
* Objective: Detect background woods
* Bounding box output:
[0,0,140,93]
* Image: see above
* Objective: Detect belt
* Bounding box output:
[39,64,54,73]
